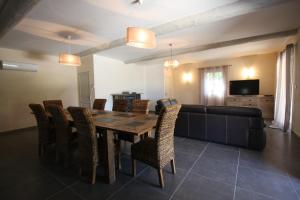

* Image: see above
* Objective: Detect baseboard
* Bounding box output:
[0,126,37,134]
[292,130,300,137]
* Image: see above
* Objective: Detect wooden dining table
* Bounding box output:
[67,109,158,184]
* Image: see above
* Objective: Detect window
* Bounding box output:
[204,71,225,98]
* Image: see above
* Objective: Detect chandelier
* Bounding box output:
[164,43,179,68]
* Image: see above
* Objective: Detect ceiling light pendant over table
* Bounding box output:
[164,43,179,68]
[126,27,156,49]
[59,53,81,66]
[59,35,81,66]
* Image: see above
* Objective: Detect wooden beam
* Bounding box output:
[0,0,40,39]
[124,29,298,64]
[79,0,295,57]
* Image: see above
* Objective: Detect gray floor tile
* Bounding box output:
[173,173,234,200]
[70,172,132,200]
[175,139,207,155]
[237,166,298,200]
[47,188,84,200]
[174,151,198,170]
[110,180,169,200]
[203,144,239,164]
[239,149,287,176]
[191,156,237,185]
[208,142,239,152]
[234,187,276,200]
[0,173,66,200]
[137,167,188,195]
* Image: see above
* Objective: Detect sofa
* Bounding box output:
[174,104,266,150]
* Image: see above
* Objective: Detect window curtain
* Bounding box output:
[199,65,229,106]
[271,44,295,132]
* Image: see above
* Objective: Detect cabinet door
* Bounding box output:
[258,97,274,119]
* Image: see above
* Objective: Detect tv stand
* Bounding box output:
[226,96,274,119]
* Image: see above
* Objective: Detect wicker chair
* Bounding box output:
[118,99,150,143]
[43,100,63,113]
[93,99,107,110]
[48,105,77,167]
[29,104,55,157]
[131,104,181,188]
[67,106,99,184]
[112,99,128,112]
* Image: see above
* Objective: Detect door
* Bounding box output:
[78,72,91,108]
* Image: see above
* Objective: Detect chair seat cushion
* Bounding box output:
[131,138,159,168]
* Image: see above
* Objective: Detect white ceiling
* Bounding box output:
[0,0,299,63]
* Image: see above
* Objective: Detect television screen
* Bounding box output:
[230,80,259,95]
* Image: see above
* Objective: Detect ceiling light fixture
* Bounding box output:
[164,43,179,68]
[126,27,156,49]
[131,0,144,5]
[59,35,81,66]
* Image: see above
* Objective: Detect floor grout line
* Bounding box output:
[45,187,69,200]
[168,142,210,200]
[45,181,82,200]
[232,148,241,200]
[287,173,300,200]
[235,186,278,200]
[105,166,150,200]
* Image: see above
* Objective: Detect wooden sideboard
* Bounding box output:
[111,93,142,111]
[226,96,274,119]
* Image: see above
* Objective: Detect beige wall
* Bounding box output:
[292,29,300,136]
[0,48,78,132]
[172,63,200,104]
[171,53,277,104]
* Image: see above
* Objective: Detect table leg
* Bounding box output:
[103,129,116,184]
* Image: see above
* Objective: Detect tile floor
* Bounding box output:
[1,127,300,200]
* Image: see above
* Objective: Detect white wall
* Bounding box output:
[93,55,145,110]
[0,48,78,132]
[292,29,300,136]
[144,63,165,110]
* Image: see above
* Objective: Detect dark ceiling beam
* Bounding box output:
[124,29,298,64]
[0,0,40,39]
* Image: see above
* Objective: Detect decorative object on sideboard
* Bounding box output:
[112,92,142,112]
[0,60,37,72]
[164,43,179,68]
[59,35,81,66]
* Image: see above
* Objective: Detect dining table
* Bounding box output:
[66,109,158,184]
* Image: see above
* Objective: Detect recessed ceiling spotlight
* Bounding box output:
[131,0,143,5]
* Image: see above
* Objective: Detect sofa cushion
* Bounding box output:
[180,104,206,113]
[206,106,262,117]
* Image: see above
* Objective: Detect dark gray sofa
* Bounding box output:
[174,104,266,150]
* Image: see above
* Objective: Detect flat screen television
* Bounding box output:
[229,79,259,95]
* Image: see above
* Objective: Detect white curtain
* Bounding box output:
[199,66,228,106]
[271,44,295,132]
